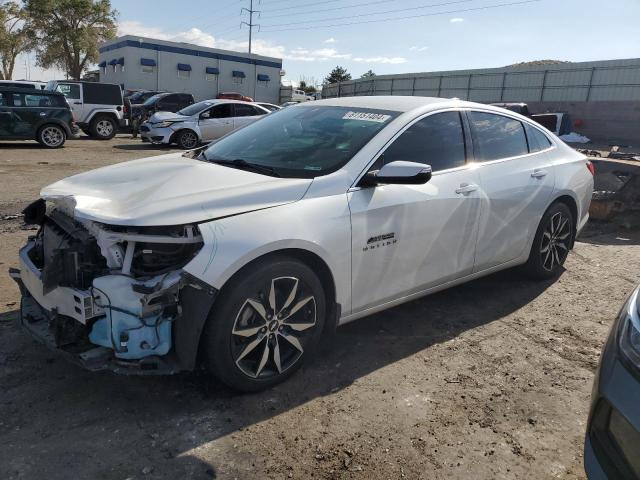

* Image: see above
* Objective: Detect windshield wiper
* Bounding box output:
[210,158,281,177]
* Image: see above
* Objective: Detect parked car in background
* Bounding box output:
[490,102,531,116]
[255,102,282,112]
[584,284,640,479]
[291,89,310,102]
[12,97,593,393]
[532,112,573,136]
[0,87,77,148]
[124,90,166,135]
[216,92,254,102]
[130,92,195,136]
[140,99,269,148]
[280,101,299,108]
[0,80,47,90]
[47,80,126,140]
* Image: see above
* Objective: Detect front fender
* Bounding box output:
[182,194,352,315]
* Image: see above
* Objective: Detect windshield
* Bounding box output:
[142,94,162,106]
[178,101,213,116]
[203,105,399,178]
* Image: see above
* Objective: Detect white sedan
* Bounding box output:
[139,99,270,149]
[13,96,594,391]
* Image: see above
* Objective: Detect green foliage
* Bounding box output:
[324,66,351,85]
[0,2,33,80]
[360,69,376,79]
[25,0,117,79]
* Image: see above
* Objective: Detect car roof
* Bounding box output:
[297,95,533,117]
[0,86,63,95]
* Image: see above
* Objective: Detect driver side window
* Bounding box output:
[380,111,466,172]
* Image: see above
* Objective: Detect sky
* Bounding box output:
[14,0,640,86]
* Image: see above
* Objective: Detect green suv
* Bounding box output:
[0,87,77,148]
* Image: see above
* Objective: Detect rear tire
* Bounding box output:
[175,129,199,149]
[523,202,574,279]
[202,256,326,392]
[37,124,66,148]
[89,115,116,140]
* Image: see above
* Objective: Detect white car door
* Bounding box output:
[232,103,268,130]
[198,103,234,141]
[56,82,83,121]
[349,111,483,314]
[468,110,556,271]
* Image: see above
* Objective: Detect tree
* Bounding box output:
[0,2,33,80]
[25,0,117,80]
[298,78,317,94]
[324,65,351,85]
[360,69,376,79]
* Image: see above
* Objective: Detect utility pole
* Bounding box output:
[241,0,260,54]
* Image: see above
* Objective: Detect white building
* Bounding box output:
[98,35,283,103]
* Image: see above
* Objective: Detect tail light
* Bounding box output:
[586,160,595,176]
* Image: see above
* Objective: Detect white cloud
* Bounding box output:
[117,21,406,65]
[409,46,429,52]
[353,56,407,64]
[450,17,464,23]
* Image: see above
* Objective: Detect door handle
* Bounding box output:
[455,183,478,194]
[73,102,82,105]
[531,169,548,178]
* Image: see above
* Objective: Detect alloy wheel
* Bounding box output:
[180,131,198,149]
[96,119,114,137]
[231,276,317,379]
[41,126,64,147]
[540,211,571,271]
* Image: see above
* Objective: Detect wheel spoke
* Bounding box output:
[268,279,277,312]
[543,248,552,269]
[556,242,568,251]
[281,278,299,312]
[232,324,264,338]
[236,336,265,362]
[254,340,270,377]
[556,231,570,240]
[246,298,267,320]
[273,336,282,373]
[279,332,303,353]
[288,296,314,317]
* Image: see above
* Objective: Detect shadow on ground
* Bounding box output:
[0,267,558,478]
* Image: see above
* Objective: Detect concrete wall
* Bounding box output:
[528,101,640,145]
[98,36,282,103]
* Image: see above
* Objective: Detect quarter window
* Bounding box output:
[381,111,466,172]
[468,111,528,161]
[525,123,552,152]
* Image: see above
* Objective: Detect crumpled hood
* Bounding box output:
[41,153,313,226]
[147,111,190,123]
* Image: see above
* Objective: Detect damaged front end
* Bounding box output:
[10,198,217,374]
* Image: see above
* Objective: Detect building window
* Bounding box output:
[233,76,243,85]
[178,69,190,79]
[142,65,155,74]
[257,74,270,88]
[258,80,268,88]
[232,70,246,84]
[206,73,217,81]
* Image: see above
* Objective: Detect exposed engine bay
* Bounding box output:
[12,198,215,373]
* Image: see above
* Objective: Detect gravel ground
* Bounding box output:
[0,136,638,480]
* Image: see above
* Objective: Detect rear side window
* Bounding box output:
[0,92,7,106]
[234,103,262,117]
[525,123,552,152]
[382,111,466,172]
[469,111,528,161]
[23,94,64,107]
[83,83,122,105]
[56,83,81,100]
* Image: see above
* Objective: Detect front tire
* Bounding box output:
[524,202,574,279]
[202,256,326,392]
[89,115,117,140]
[37,124,66,148]
[175,129,199,149]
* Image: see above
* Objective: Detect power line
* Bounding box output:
[262,0,473,27]
[265,0,343,14]
[260,0,541,32]
[262,0,417,19]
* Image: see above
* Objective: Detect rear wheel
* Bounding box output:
[90,115,116,140]
[175,129,199,149]
[524,202,574,279]
[37,124,66,148]
[202,257,326,392]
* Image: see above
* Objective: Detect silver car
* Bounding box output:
[140,99,270,149]
[13,96,593,392]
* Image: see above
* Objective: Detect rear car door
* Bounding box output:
[232,103,267,129]
[468,110,556,271]
[198,103,234,141]
[8,92,39,137]
[56,82,83,121]
[349,110,483,313]
[0,92,13,136]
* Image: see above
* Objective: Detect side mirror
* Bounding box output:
[362,160,432,186]
[200,111,211,119]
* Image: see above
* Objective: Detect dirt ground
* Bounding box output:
[1,136,639,480]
